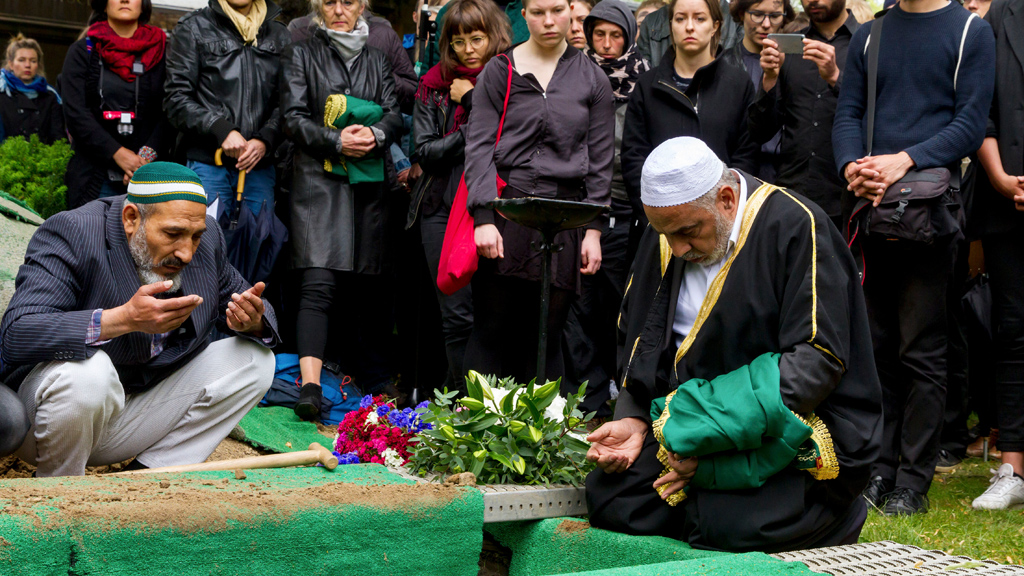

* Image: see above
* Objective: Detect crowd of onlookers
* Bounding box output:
[1,0,1022,513]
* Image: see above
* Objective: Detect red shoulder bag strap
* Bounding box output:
[494,54,514,147]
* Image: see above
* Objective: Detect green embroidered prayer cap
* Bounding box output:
[127,162,207,205]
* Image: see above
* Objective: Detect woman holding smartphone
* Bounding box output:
[463,0,614,384]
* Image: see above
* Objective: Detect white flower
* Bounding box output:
[382,448,404,468]
[544,395,567,422]
[487,387,523,415]
[365,411,379,426]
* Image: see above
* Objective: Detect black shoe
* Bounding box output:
[862,475,893,509]
[122,458,149,471]
[935,449,962,473]
[294,383,322,422]
[883,487,929,516]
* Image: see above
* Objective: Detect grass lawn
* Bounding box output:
[859,458,1024,564]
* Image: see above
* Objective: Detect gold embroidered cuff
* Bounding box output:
[655,445,687,507]
[793,412,840,481]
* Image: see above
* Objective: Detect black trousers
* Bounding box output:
[393,222,448,396]
[295,268,395,392]
[863,237,956,493]
[564,198,632,414]
[586,431,867,552]
[0,384,28,457]
[984,230,1024,452]
[421,206,474,393]
[941,239,971,456]
[463,260,573,384]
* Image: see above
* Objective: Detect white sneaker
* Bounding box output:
[972,463,1024,510]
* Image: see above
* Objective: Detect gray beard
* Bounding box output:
[128,225,183,292]
[683,211,734,267]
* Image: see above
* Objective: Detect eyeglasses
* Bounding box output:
[746,10,786,23]
[451,36,487,51]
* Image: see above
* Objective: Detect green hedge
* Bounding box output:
[0,135,73,220]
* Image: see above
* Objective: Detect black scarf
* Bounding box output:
[586,46,649,106]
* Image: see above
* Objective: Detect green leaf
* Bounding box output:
[453,414,500,433]
[465,370,484,402]
[510,454,527,475]
[459,397,486,411]
[469,458,485,477]
[562,435,591,454]
[520,396,543,422]
[500,385,518,414]
[491,453,514,471]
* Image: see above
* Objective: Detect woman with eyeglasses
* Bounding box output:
[410,0,511,391]
[720,0,793,181]
[621,0,759,239]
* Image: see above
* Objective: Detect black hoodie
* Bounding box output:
[621,54,759,218]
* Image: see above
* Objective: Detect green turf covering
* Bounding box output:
[0,464,483,575]
[236,405,333,453]
[548,553,823,576]
[486,518,727,576]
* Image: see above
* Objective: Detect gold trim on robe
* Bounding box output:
[648,183,839,506]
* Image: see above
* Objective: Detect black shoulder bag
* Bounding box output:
[848,13,977,244]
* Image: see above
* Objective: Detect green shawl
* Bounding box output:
[650,353,837,505]
[323,94,385,184]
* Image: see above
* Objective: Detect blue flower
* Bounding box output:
[338,451,361,465]
[376,405,390,417]
[415,401,430,411]
[387,409,410,429]
[360,395,374,409]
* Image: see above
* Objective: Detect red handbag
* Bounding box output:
[437,55,514,296]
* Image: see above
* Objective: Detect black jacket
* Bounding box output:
[408,81,471,227]
[0,89,64,145]
[621,54,758,217]
[974,0,1024,236]
[164,0,291,167]
[61,37,171,208]
[281,29,403,273]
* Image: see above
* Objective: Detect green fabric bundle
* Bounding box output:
[323,94,385,184]
[650,353,813,492]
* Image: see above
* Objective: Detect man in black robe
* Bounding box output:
[585,137,882,552]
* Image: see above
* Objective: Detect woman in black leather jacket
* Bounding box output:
[410,0,511,391]
[280,0,404,420]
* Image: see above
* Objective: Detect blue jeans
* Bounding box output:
[188,161,276,218]
[98,180,127,199]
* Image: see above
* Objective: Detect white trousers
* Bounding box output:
[16,337,275,477]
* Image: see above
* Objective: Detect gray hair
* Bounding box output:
[310,0,371,23]
[689,168,739,213]
[129,202,154,221]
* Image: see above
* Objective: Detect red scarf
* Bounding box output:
[87,22,166,83]
[414,63,484,135]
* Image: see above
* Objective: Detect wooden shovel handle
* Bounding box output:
[114,443,338,475]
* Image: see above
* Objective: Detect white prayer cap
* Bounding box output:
[641,137,725,208]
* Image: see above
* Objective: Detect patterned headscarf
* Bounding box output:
[584,0,650,105]
[586,46,649,106]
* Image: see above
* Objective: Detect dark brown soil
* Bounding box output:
[0,475,463,533]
